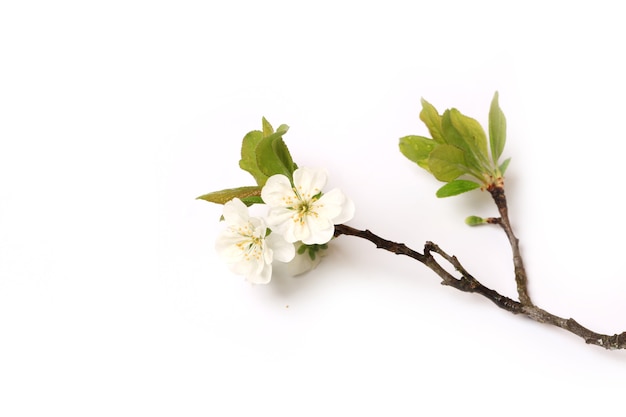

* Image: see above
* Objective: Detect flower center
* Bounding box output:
[291,188,322,225]
[244,236,263,261]
[234,224,264,261]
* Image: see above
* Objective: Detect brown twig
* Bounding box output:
[487,184,532,306]
[333,223,626,350]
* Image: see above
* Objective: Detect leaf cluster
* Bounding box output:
[297,242,328,261]
[399,92,510,197]
[197,118,297,205]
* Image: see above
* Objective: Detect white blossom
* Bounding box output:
[261,167,355,245]
[215,198,295,284]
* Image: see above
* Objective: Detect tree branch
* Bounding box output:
[333,223,626,350]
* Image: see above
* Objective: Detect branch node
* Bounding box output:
[424,241,435,256]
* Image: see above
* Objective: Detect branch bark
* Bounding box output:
[333,223,626,350]
[488,184,532,306]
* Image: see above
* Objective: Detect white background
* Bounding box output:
[2,1,626,415]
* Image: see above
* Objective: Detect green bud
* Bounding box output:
[465,215,486,226]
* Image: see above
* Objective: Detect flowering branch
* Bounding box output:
[333,223,626,350]
[199,94,626,351]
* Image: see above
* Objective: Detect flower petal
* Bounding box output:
[266,233,296,263]
[248,262,272,284]
[299,215,334,245]
[265,207,297,239]
[332,193,355,224]
[215,230,247,262]
[222,198,249,227]
[313,189,344,220]
[261,174,295,208]
[293,167,327,199]
[230,255,264,277]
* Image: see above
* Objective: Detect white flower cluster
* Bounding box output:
[215,167,355,284]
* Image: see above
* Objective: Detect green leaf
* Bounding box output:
[442,109,490,173]
[196,186,262,205]
[428,144,468,182]
[436,180,481,198]
[399,135,437,171]
[420,98,446,144]
[255,127,297,179]
[489,91,507,163]
[238,119,296,186]
[239,130,269,186]
[498,157,511,175]
[275,124,289,135]
[262,117,274,136]
[240,195,264,206]
[261,119,288,137]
